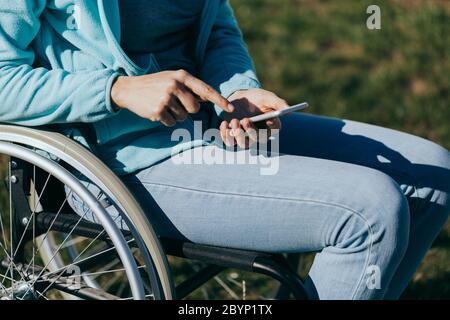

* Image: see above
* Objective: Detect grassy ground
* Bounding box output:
[227,0,450,299]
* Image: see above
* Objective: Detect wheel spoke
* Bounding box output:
[87,258,121,280]
[39,260,123,297]
[32,165,36,284]
[23,190,72,273]
[66,265,146,279]
[213,275,240,300]
[188,261,240,300]
[61,235,86,249]
[36,211,134,297]
[8,162,14,296]
[11,172,51,259]
[37,238,138,298]
[21,210,90,297]
[43,237,135,281]
[121,293,155,301]
[0,241,29,285]
[42,211,131,279]
[0,207,8,256]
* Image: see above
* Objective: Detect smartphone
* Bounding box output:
[242,102,309,124]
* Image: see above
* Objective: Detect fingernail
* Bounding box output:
[227,103,235,112]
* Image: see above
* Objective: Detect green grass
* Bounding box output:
[228,0,450,299]
[231,0,450,148]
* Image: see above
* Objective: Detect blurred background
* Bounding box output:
[178,0,449,299]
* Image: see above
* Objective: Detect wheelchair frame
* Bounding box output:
[2,125,308,300]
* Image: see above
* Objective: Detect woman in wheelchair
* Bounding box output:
[0,0,448,300]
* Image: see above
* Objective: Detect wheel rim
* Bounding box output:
[0,125,174,299]
[0,142,146,299]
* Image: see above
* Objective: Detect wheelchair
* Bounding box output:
[0,124,308,300]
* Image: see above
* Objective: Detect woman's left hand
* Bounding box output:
[220,88,289,148]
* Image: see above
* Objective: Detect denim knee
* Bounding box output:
[333,169,410,260]
[408,138,450,216]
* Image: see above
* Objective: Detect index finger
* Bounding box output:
[181,74,234,113]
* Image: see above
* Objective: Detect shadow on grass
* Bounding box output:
[432,230,450,249]
[401,271,450,300]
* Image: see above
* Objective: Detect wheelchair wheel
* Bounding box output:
[0,125,174,300]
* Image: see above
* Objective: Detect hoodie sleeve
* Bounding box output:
[0,1,120,126]
[199,0,261,110]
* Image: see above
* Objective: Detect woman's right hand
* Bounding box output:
[110,69,234,127]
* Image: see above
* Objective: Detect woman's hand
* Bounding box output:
[220,88,289,148]
[111,70,234,127]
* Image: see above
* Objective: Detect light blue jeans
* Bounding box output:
[69,113,450,300]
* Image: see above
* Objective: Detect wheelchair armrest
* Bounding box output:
[162,238,272,272]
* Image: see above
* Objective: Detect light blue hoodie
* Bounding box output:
[0,0,261,174]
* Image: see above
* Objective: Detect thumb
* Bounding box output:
[267,94,289,110]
